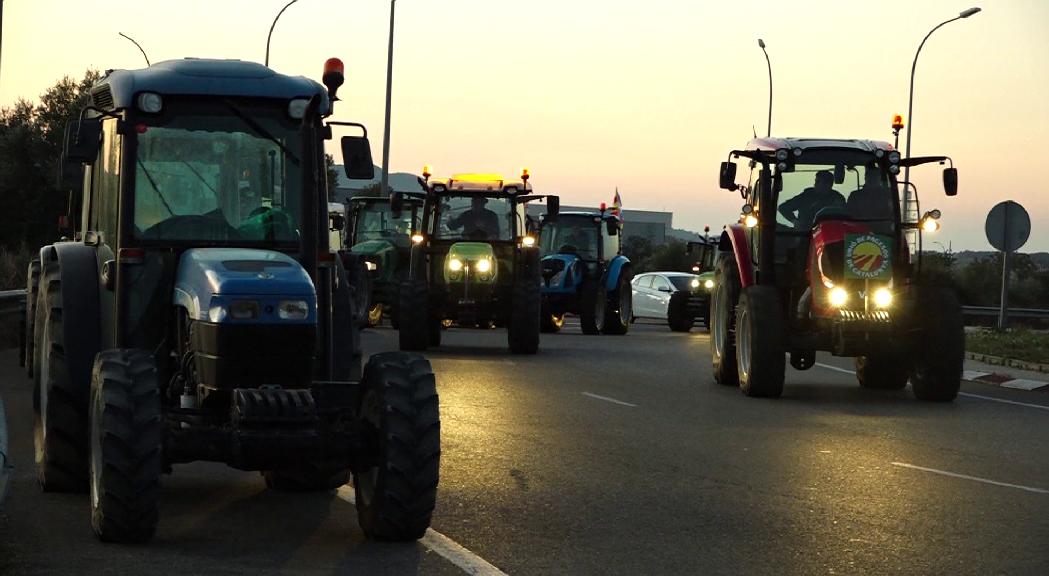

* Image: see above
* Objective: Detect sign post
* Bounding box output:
[984,201,1031,329]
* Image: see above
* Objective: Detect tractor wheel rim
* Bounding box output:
[90,387,102,510]
[738,305,752,379]
[35,320,50,466]
[619,287,631,325]
[713,284,726,358]
[595,292,605,327]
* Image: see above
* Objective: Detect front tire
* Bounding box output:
[600,270,631,335]
[667,292,693,333]
[89,349,163,543]
[710,257,741,386]
[23,258,41,376]
[735,286,785,398]
[910,287,964,402]
[398,281,429,351]
[579,281,604,335]
[353,352,440,541]
[509,277,541,354]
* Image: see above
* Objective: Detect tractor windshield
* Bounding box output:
[353,201,418,245]
[776,158,896,233]
[434,194,514,241]
[540,216,600,260]
[132,103,303,245]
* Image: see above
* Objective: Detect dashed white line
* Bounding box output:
[581,392,637,407]
[890,462,1049,494]
[814,362,1049,412]
[336,487,508,576]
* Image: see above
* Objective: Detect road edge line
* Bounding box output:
[890,462,1049,494]
[336,487,509,576]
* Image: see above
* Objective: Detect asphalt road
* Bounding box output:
[2,320,1048,575]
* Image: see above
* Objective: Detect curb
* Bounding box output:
[961,369,1049,392]
[965,351,1049,374]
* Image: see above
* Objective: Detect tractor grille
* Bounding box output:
[838,310,891,323]
[91,85,114,110]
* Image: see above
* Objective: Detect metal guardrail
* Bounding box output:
[0,289,26,317]
[962,306,1049,319]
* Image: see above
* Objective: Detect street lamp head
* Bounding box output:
[959,7,981,18]
[758,38,766,49]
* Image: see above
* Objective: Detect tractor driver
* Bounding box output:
[778,170,846,230]
[846,167,894,220]
[448,196,501,239]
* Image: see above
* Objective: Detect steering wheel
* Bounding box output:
[467,229,490,241]
[141,214,240,240]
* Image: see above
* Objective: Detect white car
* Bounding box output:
[631,272,712,332]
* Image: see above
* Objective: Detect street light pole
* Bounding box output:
[380,0,396,197]
[266,0,300,68]
[758,39,772,138]
[902,7,981,223]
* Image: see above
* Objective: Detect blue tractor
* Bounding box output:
[24,58,440,543]
[538,209,633,334]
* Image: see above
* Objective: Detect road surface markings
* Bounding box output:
[958,392,1049,411]
[336,487,509,576]
[1000,378,1049,391]
[815,363,1049,411]
[962,370,992,380]
[890,462,1049,494]
[581,392,637,407]
[814,362,857,375]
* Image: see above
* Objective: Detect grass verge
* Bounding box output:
[967,328,1049,366]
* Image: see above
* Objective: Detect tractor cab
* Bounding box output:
[394,170,558,352]
[711,136,962,401]
[537,208,633,335]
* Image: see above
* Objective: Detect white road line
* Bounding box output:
[890,462,1049,494]
[581,392,637,407]
[958,392,1049,411]
[813,363,1049,412]
[336,487,508,576]
[814,362,856,375]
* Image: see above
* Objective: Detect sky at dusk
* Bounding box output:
[2,0,1047,251]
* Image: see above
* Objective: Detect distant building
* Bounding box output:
[331,165,424,203]
[526,204,672,245]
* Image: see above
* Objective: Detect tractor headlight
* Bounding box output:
[448,258,464,272]
[411,233,425,244]
[692,265,701,272]
[208,305,227,323]
[365,261,378,271]
[691,278,700,289]
[229,299,260,320]
[136,92,163,114]
[277,300,310,320]
[873,288,893,308]
[521,235,536,247]
[828,287,849,308]
[704,279,715,290]
[921,217,940,233]
[476,258,492,273]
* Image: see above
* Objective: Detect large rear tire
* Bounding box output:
[710,257,741,386]
[600,270,631,335]
[353,352,440,541]
[398,281,429,352]
[910,287,964,402]
[735,286,785,398]
[856,354,909,390]
[34,260,96,492]
[89,349,163,543]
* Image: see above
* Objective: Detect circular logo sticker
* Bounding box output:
[845,234,891,279]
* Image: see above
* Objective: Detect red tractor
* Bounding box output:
[710,137,962,401]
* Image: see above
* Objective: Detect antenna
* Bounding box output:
[758,38,772,137]
[119,33,150,67]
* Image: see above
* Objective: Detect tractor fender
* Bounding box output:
[719,225,755,288]
[46,242,102,389]
[604,255,632,292]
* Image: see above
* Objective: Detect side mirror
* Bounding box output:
[56,154,85,191]
[943,167,958,197]
[340,135,375,180]
[329,212,345,232]
[547,195,560,220]
[390,191,404,215]
[658,286,672,293]
[719,162,737,191]
[606,219,619,236]
[63,118,102,164]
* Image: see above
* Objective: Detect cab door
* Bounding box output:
[650,275,673,317]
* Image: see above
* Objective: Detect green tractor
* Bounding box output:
[397,170,559,354]
[341,195,423,327]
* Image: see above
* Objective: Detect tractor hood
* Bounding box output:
[174,248,316,322]
[351,239,400,282]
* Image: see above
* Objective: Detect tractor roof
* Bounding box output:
[746,137,894,154]
[89,58,329,113]
[430,173,531,194]
[556,211,622,222]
